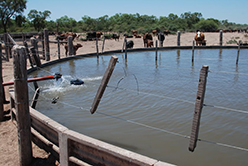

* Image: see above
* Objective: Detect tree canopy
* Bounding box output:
[28,10,51,32]
[0,0,27,32]
[0,6,247,34]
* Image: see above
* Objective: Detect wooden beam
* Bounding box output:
[189,65,209,152]
[90,56,118,114]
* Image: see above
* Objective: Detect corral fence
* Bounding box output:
[0,29,248,165]
[6,45,175,166]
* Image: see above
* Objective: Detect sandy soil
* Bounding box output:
[0,32,247,166]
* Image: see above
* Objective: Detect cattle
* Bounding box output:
[112,34,120,41]
[86,32,102,40]
[194,31,205,46]
[157,32,165,47]
[134,34,142,38]
[56,32,77,41]
[147,39,153,47]
[143,33,153,47]
[131,30,137,35]
[126,40,134,49]
[124,34,133,38]
[164,30,170,36]
[96,32,103,38]
[64,43,83,56]
[152,30,157,35]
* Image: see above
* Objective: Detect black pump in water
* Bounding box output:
[70,79,84,85]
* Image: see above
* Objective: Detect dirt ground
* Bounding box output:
[0,32,247,166]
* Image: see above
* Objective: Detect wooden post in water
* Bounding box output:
[236,40,241,65]
[68,36,73,56]
[177,31,181,46]
[96,37,99,58]
[13,46,33,165]
[155,40,158,61]
[44,29,50,61]
[192,40,195,63]
[219,30,223,46]
[122,37,126,52]
[102,37,105,54]
[90,56,118,114]
[124,38,127,60]
[189,65,209,152]
[0,44,3,121]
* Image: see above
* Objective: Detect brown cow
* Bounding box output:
[143,33,153,47]
[134,34,142,38]
[147,39,153,47]
[131,30,137,35]
[152,30,157,35]
[64,43,83,56]
[96,32,103,39]
[194,31,205,46]
[56,32,77,41]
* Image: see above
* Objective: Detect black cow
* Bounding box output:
[126,40,134,49]
[157,32,165,47]
[112,34,120,41]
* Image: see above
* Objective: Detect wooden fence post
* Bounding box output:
[13,46,33,165]
[57,38,60,59]
[44,29,50,61]
[0,44,3,121]
[41,32,45,60]
[124,38,127,60]
[192,40,195,63]
[24,41,34,68]
[102,37,105,54]
[96,37,99,58]
[155,40,158,61]
[177,31,181,46]
[219,30,223,46]
[68,36,73,56]
[3,33,9,61]
[236,40,241,65]
[189,65,209,152]
[90,56,118,114]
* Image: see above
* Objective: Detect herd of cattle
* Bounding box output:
[55,30,170,54]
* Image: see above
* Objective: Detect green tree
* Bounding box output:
[194,19,219,32]
[15,14,26,27]
[0,0,27,32]
[56,15,77,32]
[180,12,202,30]
[28,9,51,31]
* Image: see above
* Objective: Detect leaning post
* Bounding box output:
[44,29,50,61]
[189,65,209,152]
[90,56,118,114]
[14,46,33,165]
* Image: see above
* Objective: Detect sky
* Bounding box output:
[23,0,248,24]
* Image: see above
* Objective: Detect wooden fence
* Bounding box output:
[9,89,174,166]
